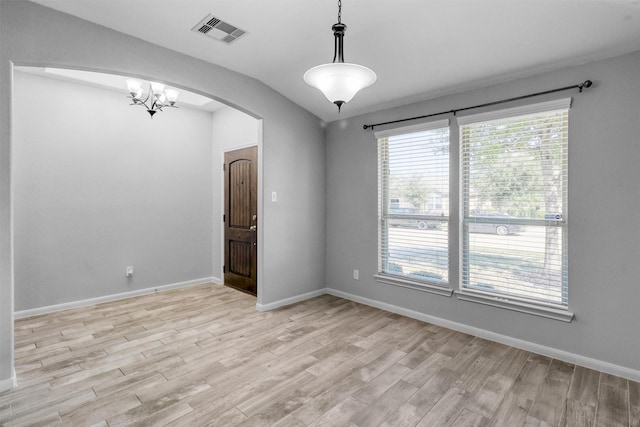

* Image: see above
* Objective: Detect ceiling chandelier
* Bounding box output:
[303,0,376,112]
[125,79,179,118]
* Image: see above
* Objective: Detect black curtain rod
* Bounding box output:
[362,80,593,130]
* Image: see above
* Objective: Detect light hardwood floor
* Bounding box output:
[1,283,638,426]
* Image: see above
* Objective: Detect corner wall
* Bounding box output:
[325,51,640,374]
[13,71,214,311]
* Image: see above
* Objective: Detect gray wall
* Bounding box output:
[0,1,326,385]
[13,71,214,311]
[0,0,12,389]
[325,51,640,373]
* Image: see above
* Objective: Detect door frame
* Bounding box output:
[218,126,263,302]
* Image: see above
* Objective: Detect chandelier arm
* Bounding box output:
[129,90,152,111]
[131,100,152,110]
[141,86,152,105]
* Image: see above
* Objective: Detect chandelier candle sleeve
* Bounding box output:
[126,79,143,98]
[165,89,179,105]
[150,82,165,96]
[303,0,376,112]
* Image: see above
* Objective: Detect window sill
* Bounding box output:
[455,290,574,322]
[374,274,454,297]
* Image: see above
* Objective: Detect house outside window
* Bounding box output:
[427,194,443,210]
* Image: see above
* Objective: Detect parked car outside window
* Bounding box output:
[469,212,524,235]
[389,217,439,230]
[388,207,441,230]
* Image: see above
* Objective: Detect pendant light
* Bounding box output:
[303,0,376,112]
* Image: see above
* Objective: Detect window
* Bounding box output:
[458,99,570,308]
[376,120,450,289]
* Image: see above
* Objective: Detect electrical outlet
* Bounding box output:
[126,266,134,277]
[353,269,359,280]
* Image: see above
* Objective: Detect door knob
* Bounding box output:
[250,225,257,231]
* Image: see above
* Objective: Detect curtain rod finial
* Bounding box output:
[579,80,593,92]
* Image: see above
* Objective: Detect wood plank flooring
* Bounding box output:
[1,283,638,426]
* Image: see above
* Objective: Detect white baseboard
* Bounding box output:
[211,276,223,285]
[256,288,326,311]
[325,287,640,383]
[0,370,16,393]
[15,277,215,319]
[13,279,639,383]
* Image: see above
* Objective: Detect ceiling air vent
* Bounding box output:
[191,14,247,45]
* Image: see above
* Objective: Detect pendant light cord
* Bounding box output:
[338,0,342,23]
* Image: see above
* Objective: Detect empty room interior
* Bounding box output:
[1,1,640,426]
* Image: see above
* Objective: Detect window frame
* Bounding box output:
[375,119,453,296]
[456,98,573,321]
[371,99,575,322]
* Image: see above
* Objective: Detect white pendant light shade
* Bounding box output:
[304,62,377,104]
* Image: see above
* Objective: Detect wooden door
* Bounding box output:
[224,146,258,296]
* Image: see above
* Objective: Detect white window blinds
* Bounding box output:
[376,120,450,286]
[459,98,570,307]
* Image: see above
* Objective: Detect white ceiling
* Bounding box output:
[29,0,640,123]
